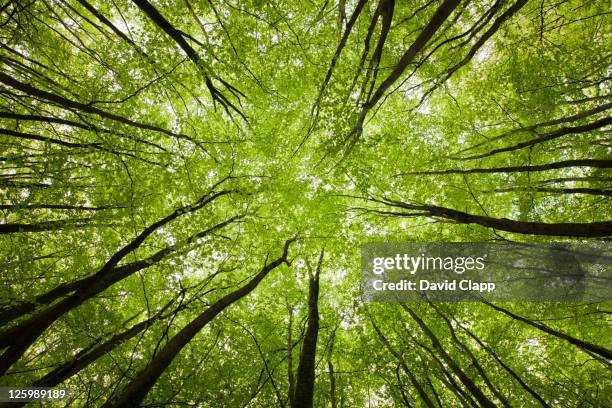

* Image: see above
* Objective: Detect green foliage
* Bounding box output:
[0,0,610,406]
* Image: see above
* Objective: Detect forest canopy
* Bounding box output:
[0,0,610,406]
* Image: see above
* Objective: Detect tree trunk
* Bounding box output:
[455,315,551,407]
[461,116,612,160]
[131,0,243,118]
[292,249,324,408]
[0,72,201,147]
[0,218,94,234]
[401,305,496,408]
[0,216,241,375]
[328,360,337,408]
[428,302,511,407]
[454,102,612,156]
[487,187,612,197]
[374,197,612,237]
[369,314,436,408]
[364,0,461,110]
[287,306,295,407]
[0,189,234,326]
[403,159,612,175]
[101,238,295,408]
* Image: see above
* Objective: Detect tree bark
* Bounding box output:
[0,218,94,234]
[0,204,121,211]
[372,197,612,237]
[487,186,612,197]
[401,159,612,175]
[454,315,551,407]
[29,296,182,392]
[340,0,459,151]
[292,249,324,408]
[75,0,146,55]
[413,339,475,408]
[328,360,337,408]
[0,127,102,148]
[454,102,612,156]
[130,0,243,118]
[444,0,528,81]
[461,116,612,160]
[364,0,461,110]
[0,111,167,151]
[428,302,511,407]
[287,306,296,407]
[0,72,203,148]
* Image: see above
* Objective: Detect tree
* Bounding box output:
[1,0,610,406]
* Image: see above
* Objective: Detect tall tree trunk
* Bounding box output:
[32,317,157,389]
[461,116,612,160]
[292,249,324,408]
[287,305,296,407]
[131,0,243,118]
[347,0,460,148]
[402,159,612,175]
[486,187,612,197]
[0,216,241,375]
[327,328,337,408]
[74,0,146,55]
[328,360,337,408]
[0,189,235,326]
[401,305,496,408]
[395,364,413,407]
[371,197,612,237]
[444,0,528,81]
[364,0,461,110]
[428,302,511,407]
[0,72,203,148]
[101,238,295,408]
[0,304,184,408]
[0,218,94,234]
[454,102,612,156]
[415,340,475,408]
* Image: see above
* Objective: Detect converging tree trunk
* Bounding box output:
[1,297,187,408]
[401,305,497,408]
[369,313,436,408]
[292,249,324,408]
[367,197,612,237]
[0,188,236,326]
[101,238,295,408]
[0,186,241,375]
[447,308,552,408]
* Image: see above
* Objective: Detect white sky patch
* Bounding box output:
[475,41,494,63]
[111,16,130,35]
[527,338,541,348]
[415,102,432,115]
